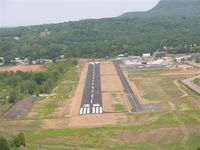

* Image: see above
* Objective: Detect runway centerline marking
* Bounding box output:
[80,62,103,115]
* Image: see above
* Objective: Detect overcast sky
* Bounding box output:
[0,0,159,27]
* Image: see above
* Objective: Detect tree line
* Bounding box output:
[0,60,77,104]
[0,17,200,63]
[0,132,25,150]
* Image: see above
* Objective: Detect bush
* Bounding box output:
[8,90,18,104]
[0,136,10,150]
[11,132,26,147]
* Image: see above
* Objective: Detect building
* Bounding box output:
[0,57,5,66]
[142,53,151,58]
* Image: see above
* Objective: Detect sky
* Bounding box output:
[0,0,159,27]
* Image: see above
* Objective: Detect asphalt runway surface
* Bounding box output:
[113,60,142,112]
[80,62,103,115]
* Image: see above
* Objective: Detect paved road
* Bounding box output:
[80,62,103,115]
[113,60,142,112]
[185,61,200,68]
[2,97,35,119]
[182,75,200,95]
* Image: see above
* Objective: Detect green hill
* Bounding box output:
[120,0,200,18]
[0,0,200,62]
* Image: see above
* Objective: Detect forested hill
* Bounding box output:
[120,0,200,18]
[0,0,200,62]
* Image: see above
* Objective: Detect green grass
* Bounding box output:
[114,104,125,112]
[36,100,59,118]
[22,109,200,150]
[133,77,183,101]
[194,78,200,87]
[0,108,200,150]
[53,66,79,100]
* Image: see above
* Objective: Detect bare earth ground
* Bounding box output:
[101,61,131,113]
[0,65,45,72]
[68,113,127,128]
[102,92,129,112]
[101,75,124,92]
[70,63,88,117]
[101,61,123,92]
[41,118,69,129]
[177,64,193,70]
[100,61,117,75]
[161,69,200,77]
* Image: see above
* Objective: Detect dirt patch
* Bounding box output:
[3,97,35,119]
[178,64,193,71]
[100,61,117,75]
[161,70,200,77]
[0,120,35,133]
[68,113,127,128]
[70,63,88,116]
[101,75,124,92]
[41,118,69,129]
[102,92,129,112]
[54,100,71,118]
[0,65,45,72]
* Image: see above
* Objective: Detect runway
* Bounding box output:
[80,62,103,115]
[113,60,142,112]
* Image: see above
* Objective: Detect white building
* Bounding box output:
[142,53,151,58]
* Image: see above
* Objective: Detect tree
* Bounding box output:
[18,132,26,146]
[8,90,17,104]
[195,57,200,63]
[12,132,26,147]
[0,136,10,150]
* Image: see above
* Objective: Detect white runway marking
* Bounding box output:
[80,106,103,115]
[87,108,90,114]
[99,107,103,114]
[80,108,83,115]
[92,107,95,114]
[96,107,99,113]
[83,108,87,114]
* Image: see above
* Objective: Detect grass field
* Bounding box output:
[0,65,200,150]
[16,109,200,150]
[129,69,189,102]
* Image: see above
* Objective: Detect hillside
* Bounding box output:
[0,0,200,62]
[120,0,200,18]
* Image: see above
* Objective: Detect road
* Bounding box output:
[80,62,103,115]
[185,61,200,68]
[113,60,142,112]
[182,75,200,95]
